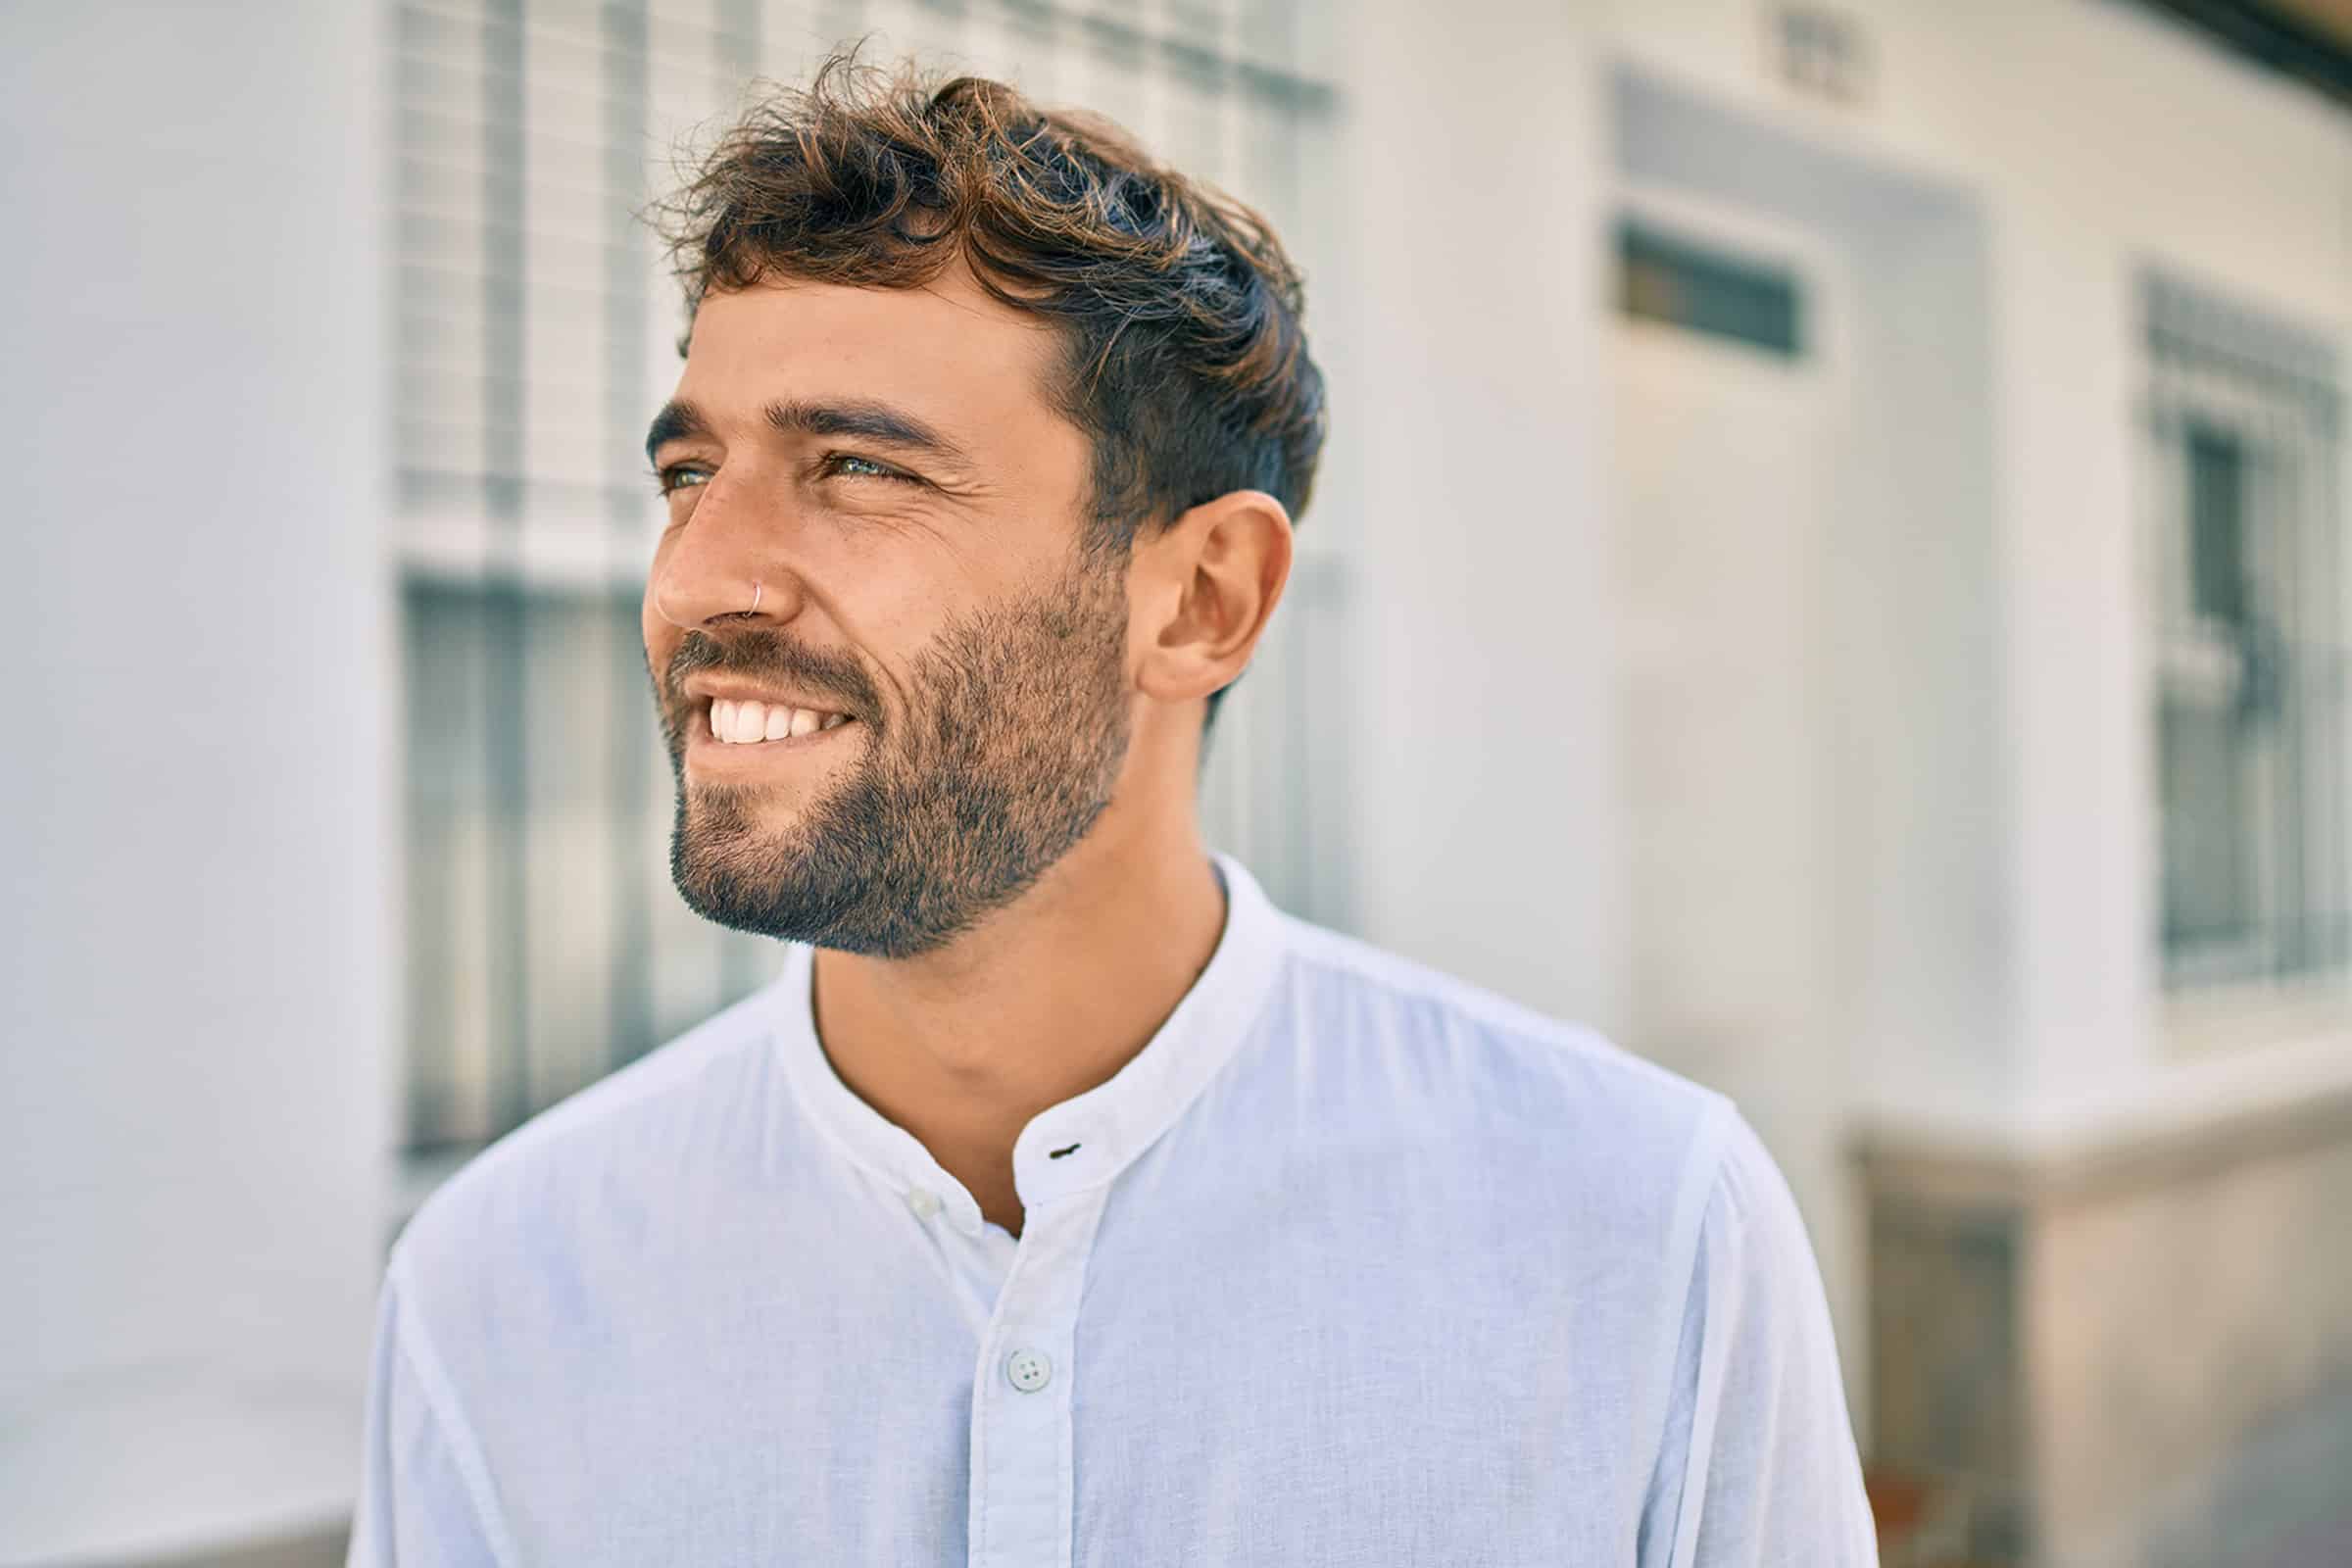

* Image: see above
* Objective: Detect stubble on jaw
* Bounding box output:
[654,553,1134,956]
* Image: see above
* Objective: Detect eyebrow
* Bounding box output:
[644,396,973,470]
[644,400,709,467]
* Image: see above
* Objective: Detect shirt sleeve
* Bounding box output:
[1638,1108,1879,1568]
[347,1250,512,1568]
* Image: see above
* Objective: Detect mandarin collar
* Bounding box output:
[770,853,1286,1237]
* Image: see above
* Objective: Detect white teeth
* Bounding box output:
[706,696,852,743]
[711,699,761,744]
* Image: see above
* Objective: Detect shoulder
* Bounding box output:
[1686,1104,1830,1318]
[1640,1084,1870,1561]
[390,980,784,1291]
[1263,912,1739,1221]
[1272,912,1732,1150]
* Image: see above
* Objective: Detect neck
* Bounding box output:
[808,802,1227,1239]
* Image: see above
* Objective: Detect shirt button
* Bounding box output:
[906,1187,941,1219]
[1004,1348,1053,1393]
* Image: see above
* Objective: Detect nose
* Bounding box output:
[648,473,802,632]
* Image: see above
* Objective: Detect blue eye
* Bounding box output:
[654,464,712,495]
[823,453,907,482]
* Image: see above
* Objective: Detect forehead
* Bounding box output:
[675,268,1075,453]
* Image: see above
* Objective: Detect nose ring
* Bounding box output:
[749,579,761,614]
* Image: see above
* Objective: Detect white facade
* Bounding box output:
[5,0,2349,1559]
[1583,0,2352,1148]
[0,3,395,1560]
[1587,2,2352,1450]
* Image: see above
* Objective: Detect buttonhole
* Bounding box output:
[1048,1142,1081,1159]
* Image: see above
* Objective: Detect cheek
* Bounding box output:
[819,550,969,668]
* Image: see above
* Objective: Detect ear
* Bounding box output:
[1132,489,1295,707]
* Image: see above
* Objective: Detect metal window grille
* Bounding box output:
[2143,270,2349,991]
[393,0,1347,1155]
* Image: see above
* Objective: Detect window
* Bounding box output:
[392,0,1347,1157]
[1617,220,1803,358]
[2144,270,2349,993]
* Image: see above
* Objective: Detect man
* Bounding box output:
[351,57,1877,1566]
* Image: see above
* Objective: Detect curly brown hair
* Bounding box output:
[646,51,1326,565]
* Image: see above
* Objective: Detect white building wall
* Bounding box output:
[1565,4,2352,1465]
[2,0,2347,1556]
[1598,0,2352,1147]
[0,3,394,1560]
[1338,0,1631,1040]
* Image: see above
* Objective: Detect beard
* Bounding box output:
[652,550,1133,957]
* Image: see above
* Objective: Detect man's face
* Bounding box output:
[642,267,1135,956]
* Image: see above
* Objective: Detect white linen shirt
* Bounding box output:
[350,854,1877,1566]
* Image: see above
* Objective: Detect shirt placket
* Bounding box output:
[966,1184,1109,1568]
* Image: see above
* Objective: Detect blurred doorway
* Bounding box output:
[1609,188,1860,1378]
[1608,57,2004,1477]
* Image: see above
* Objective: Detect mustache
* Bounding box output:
[666,628,883,721]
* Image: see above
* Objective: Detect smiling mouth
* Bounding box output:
[704,696,856,744]
[685,696,863,766]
